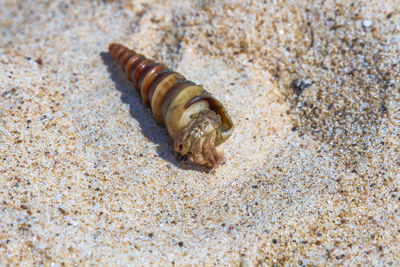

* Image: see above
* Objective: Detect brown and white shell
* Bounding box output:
[109,43,234,167]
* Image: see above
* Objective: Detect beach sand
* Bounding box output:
[1,0,399,265]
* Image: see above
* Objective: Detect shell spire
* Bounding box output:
[109,43,234,167]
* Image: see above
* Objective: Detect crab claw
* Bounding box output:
[191,130,224,167]
[174,110,224,167]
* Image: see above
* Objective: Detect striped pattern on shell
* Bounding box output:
[109,43,234,167]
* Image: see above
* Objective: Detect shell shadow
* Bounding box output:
[100,51,209,172]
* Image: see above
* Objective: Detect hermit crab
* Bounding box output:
[109,43,234,167]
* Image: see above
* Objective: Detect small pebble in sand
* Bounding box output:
[362,20,372,27]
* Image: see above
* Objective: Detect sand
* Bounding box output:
[1,0,399,265]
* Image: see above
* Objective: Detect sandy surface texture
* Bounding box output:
[1,0,399,265]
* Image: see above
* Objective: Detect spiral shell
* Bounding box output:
[109,43,234,167]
